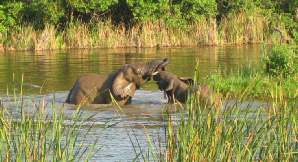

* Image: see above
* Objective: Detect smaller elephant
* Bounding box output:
[153,71,221,108]
[66,58,169,105]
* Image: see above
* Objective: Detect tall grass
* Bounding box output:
[165,67,297,161]
[218,11,267,44]
[206,72,298,99]
[206,44,297,99]
[1,12,293,51]
[0,82,97,161]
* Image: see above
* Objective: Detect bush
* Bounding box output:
[127,0,217,26]
[0,2,23,32]
[263,45,296,78]
[21,1,65,30]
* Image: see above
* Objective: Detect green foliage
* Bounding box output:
[127,0,217,26]
[206,60,297,99]
[263,45,296,78]
[21,0,65,29]
[180,0,217,19]
[217,0,261,17]
[65,0,117,13]
[127,0,169,22]
[0,2,23,32]
[0,0,296,31]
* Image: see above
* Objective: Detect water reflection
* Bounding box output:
[0,46,260,94]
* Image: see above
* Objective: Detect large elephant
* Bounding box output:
[153,71,221,107]
[66,58,169,105]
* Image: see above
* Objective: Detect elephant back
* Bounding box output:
[66,74,108,104]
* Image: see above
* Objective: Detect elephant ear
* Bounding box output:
[179,77,194,85]
[112,72,136,98]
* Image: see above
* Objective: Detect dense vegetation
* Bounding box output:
[166,84,297,161]
[206,44,297,99]
[0,96,97,161]
[0,0,297,50]
[164,50,297,161]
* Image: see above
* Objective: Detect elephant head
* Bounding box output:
[153,71,192,103]
[132,58,169,81]
[111,58,169,100]
[153,71,193,92]
[153,71,222,108]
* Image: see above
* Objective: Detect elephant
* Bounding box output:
[65,58,169,105]
[153,71,221,108]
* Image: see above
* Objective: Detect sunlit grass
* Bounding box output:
[205,68,297,100]
[1,12,293,51]
[164,65,297,161]
[0,80,98,161]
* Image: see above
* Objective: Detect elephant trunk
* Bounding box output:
[133,58,169,77]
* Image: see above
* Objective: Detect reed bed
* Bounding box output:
[1,12,292,51]
[0,85,97,161]
[164,67,297,161]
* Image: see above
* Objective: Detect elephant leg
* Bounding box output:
[93,89,111,104]
[126,97,132,104]
[74,90,88,105]
[66,83,83,104]
[166,91,175,104]
[65,87,73,103]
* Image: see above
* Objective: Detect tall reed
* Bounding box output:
[0,82,97,161]
[165,67,297,161]
[1,11,291,51]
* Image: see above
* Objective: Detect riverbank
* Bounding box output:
[206,73,298,100]
[0,14,294,51]
[1,1,297,52]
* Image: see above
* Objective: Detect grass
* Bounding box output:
[1,11,294,51]
[0,81,98,161]
[204,45,297,100]
[205,72,298,100]
[164,67,297,161]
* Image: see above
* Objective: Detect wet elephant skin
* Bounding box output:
[66,58,169,105]
[153,71,191,103]
[153,71,221,107]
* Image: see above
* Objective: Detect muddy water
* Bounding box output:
[0,46,261,161]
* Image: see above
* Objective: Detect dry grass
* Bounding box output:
[0,13,291,51]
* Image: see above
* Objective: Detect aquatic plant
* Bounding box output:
[165,65,297,161]
[0,78,97,161]
[263,45,296,78]
[206,69,297,99]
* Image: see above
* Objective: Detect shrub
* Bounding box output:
[0,2,23,33]
[263,45,296,78]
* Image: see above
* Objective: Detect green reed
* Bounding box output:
[165,67,297,161]
[205,69,297,100]
[0,80,97,161]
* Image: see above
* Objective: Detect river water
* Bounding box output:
[0,46,261,161]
